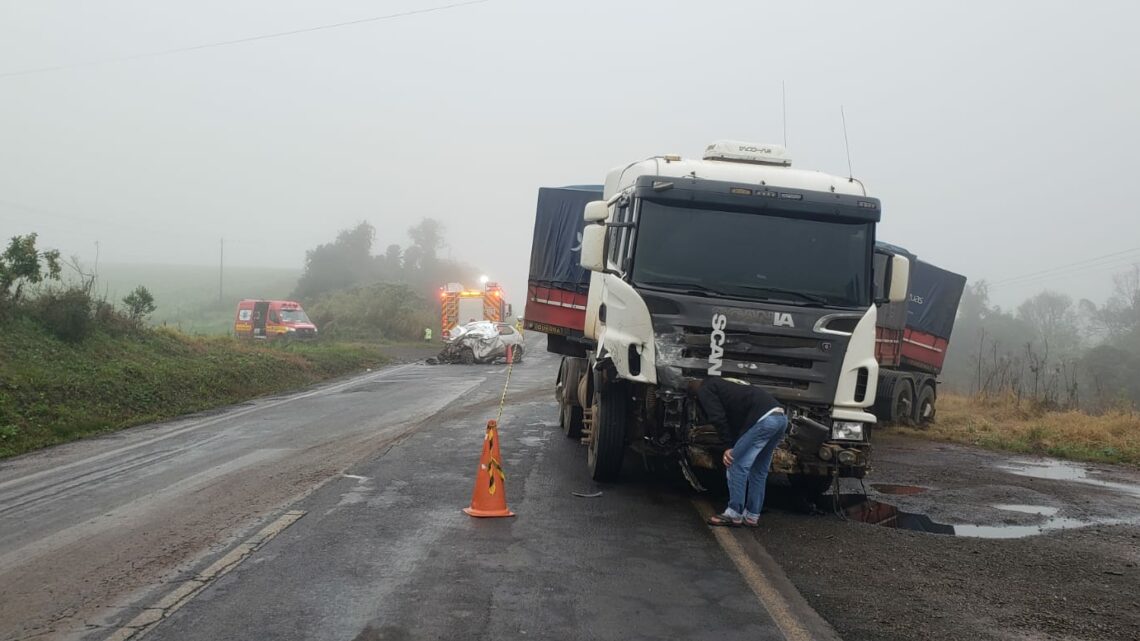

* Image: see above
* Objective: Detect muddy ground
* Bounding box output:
[758,432,1140,641]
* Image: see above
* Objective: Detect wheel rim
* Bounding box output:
[895,394,912,421]
[586,395,599,467]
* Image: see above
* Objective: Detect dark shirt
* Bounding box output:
[696,378,782,445]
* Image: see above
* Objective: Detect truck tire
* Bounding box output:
[560,403,584,438]
[587,381,628,482]
[916,385,937,427]
[889,379,915,425]
[789,472,835,498]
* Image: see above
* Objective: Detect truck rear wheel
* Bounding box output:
[889,380,915,425]
[560,402,584,438]
[587,381,627,481]
[916,385,937,427]
[556,359,585,438]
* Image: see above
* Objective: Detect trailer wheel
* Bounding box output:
[587,380,628,482]
[916,385,937,427]
[889,380,915,426]
[789,471,835,498]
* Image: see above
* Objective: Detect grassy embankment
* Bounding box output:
[890,393,1140,466]
[0,316,386,458]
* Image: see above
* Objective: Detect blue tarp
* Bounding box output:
[528,186,604,294]
[906,260,967,339]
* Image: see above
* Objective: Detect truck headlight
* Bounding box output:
[831,421,865,441]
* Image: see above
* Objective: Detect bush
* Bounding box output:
[30,287,94,342]
[122,285,157,321]
[306,283,433,341]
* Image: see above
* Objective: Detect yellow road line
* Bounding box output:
[693,500,839,641]
[104,510,306,641]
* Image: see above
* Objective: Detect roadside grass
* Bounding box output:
[0,316,385,459]
[890,392,1140,466]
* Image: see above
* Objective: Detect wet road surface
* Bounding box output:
[1,343,817,641]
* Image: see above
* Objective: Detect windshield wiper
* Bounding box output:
[638,281,726,297]
[732,285,829,305]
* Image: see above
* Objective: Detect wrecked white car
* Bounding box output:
[428,321,525,365]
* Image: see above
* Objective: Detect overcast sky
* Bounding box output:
[2,0,1137,310]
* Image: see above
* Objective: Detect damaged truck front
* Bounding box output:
[524,142,910,494]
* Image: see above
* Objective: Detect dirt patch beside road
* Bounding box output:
[758,433,1140,641]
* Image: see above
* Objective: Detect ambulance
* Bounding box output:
[233,299,318,339]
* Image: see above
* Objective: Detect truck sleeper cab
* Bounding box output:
[528,142,909,495]
[233,299,318,340]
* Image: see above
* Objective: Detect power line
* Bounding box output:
[989,253,1140,291]
[988,245,1140,287]
[0,0,491,80]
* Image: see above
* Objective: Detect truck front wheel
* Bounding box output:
[587,381,628,481]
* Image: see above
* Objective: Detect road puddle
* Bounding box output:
[831,495,1125,539]
[870,483,928,495]
[998,459,1140,498]
[991,504,1060,517]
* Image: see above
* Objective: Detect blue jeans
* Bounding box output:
[724,413,788,519]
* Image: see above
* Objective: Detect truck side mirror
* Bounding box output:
[583,200,609,222]
[580,225,607,272]
[887,255,910,304]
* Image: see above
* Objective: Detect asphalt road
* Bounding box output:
[0,341,827,641]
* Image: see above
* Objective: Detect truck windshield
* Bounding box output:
[631,201,871,307]
[279,309,310,323]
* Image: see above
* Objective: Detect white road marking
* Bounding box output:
[103,510,306,641]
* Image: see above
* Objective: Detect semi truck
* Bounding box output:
[524,141,910,494]
[872,243,967,426]
[439,282,510,340]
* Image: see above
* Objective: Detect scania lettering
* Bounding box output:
[523,144,910,494]
[708,313,727,376]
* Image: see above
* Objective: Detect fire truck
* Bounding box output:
[439,282,511,340]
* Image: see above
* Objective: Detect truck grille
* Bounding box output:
[657,325,843,404]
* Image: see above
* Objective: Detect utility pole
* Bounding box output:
[219,237,224,305]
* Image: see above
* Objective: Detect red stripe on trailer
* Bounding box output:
[524,284,587,335]
[900,328,949,372]
[874,326,903,368]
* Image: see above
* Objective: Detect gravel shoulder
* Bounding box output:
[758,432,1140,641]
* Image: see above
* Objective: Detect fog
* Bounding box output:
[2,0,1137,310]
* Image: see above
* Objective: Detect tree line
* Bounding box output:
[292,219,481,340]
[942,265,1140,411]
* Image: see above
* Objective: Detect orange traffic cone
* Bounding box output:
[463,420,515,518]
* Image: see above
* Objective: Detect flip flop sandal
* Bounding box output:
[743,517,760,527]
[707,514,743,527]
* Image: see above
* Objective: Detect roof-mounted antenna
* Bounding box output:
[781,81,787,148]
[841,105,854,182]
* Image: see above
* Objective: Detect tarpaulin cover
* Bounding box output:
[528,186,604,294]
[906,260,967,339]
